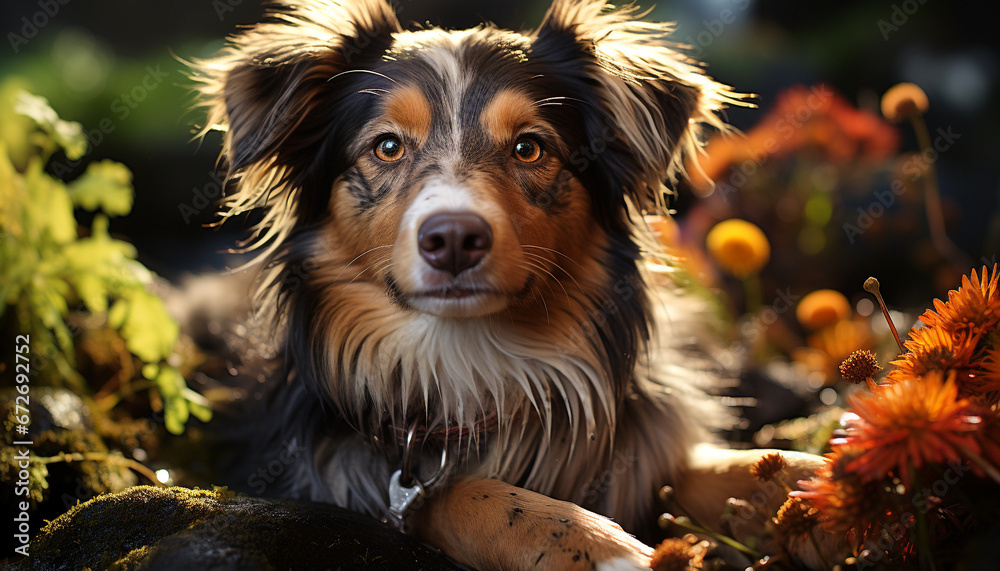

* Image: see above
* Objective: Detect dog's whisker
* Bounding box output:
[521,252,582,297]
[344,257,392,287]
[532,96,588,108]
[328,68,399,85]
[330,245,393,283]
[518,259,568,301]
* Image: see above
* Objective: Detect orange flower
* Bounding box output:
[705,219,770,278]
[973,347,1000,398]
[888,325,979,379]
[843,371,982,487]
[797,289,852,330]
[918,265,1000,336]
[687,84,899,192]
[880,83,929,122]
[794,444,898,535]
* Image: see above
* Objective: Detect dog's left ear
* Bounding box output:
[532,0,745,214]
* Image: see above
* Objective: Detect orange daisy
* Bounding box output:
[793,444,897,535]
[917,265,1000,336]
[888,325,979,380]
[843,371,982,488]
[972,347,1000,399]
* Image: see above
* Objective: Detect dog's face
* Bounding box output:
[197,0,739,440]
[329,29,595,319]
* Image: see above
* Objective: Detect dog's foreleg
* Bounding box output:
[411,478,653,571]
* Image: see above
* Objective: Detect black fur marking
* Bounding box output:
[383,273,411,310]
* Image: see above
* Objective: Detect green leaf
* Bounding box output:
[23,159,75,245]
[141,363,159,380]
[13,91,87,160]
[67,160,134,216]
[112,289,179,363]
[71,272,108,314]
[189,402,213,423]
[154,365,183,398]
[107,298,127,329]
[164,398,189,435]
[0,141,25,236]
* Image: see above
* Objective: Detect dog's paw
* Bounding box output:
[412,478,652,571]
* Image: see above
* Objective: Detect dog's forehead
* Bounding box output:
[379,28,538,141]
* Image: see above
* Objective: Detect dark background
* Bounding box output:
[2,0,998,301]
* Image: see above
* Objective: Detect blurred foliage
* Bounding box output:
[0,83,210,434]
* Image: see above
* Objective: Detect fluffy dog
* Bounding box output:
[193,1,825,568]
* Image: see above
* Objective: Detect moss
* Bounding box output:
[14,486,466,570]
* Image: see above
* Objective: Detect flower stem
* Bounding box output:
[910,465,939,571]
[743,272,763,315]
[907,114,970,271]
[667,515,761,558]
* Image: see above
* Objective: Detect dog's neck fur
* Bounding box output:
[275,228,652,490]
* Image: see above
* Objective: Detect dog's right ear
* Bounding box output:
[193,0,401,224]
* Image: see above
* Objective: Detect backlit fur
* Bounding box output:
[194,0,745,544]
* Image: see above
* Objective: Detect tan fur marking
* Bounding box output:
[412,479,652,570]
[385,85,432,142]
[481,89,538,142]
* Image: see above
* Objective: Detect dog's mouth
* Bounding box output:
[390,410,500,446]
[386,273,534,317]
[416,285,500,300]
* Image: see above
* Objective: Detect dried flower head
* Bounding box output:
[752,453,788,482]
[705,219,770,278]
[797,289,852,330]
[773,497,819,539]
[840,350,882,384]
[880,83,929,122]
[650,534,711,571]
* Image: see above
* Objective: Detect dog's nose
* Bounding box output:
[417,212,493,276]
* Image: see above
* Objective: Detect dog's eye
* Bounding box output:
[513,138,542,163]
[374,135,405,162]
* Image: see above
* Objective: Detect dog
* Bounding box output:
[192,1,828,569]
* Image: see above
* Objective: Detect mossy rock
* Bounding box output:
[12,486,468,570]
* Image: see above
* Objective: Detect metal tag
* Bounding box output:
[388,469,425,526]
